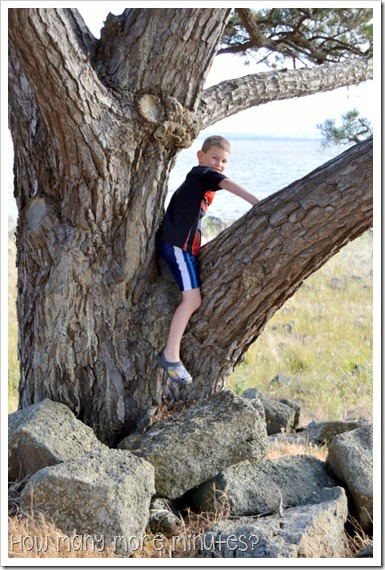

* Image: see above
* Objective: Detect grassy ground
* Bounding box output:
[228,231,373,424]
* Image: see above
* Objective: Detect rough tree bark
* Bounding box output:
[199,57,373,128]
[8,8,373,445]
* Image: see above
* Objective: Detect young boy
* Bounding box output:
[156,135,260,384]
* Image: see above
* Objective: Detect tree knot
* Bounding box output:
[137,94,198,149]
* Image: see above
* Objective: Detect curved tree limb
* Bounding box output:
[199,58,373,130]
[8,8,123,158]
[177,137,373,398]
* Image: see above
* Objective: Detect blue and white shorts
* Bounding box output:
[157,240,200,291]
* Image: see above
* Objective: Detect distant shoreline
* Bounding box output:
[198,132,321,143]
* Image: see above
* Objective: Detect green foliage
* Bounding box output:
[221,8,373,68]
[227,231,373,423]
[317,108,372,148]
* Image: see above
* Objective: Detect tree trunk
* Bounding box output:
[8,7,232,444]
[8,8,373,445]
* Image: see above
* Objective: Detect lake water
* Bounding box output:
[168,135,340,222]
[7,135,339,222]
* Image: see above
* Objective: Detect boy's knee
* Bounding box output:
[192,292,202,311]
[183,289,202,312]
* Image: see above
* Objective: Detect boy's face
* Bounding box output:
[197,146,230,173]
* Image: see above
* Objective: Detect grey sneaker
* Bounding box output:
[156,352,192,384]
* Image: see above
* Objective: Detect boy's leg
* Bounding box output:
[156,241,201,381]
[163,288,202,363]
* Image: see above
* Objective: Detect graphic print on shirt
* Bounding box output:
[156,166,227,254]
[183,191,216,255]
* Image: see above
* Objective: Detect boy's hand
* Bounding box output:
[219,179,260,206]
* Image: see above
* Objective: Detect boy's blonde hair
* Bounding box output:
[201,135,231,154]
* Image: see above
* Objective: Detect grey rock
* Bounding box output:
[200,486,349,558]
[242,388,296,435]
[118,390,268,500]
[270,373,295,387]
[355,544,373,558]
[307,420,367,445]
[149,498,182,535]
[263,399,296,435]
[326,425,373,533]
[268,431,310,449]
[20,448,155,556]
[279,398,301,428]
[242,387,262,400]
[202,215,228,241]
[8,399,106,482]
[187,455,337,516]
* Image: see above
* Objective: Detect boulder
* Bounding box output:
[326,425,373,533]
[355,544,373,558]
[118,390,268,500]
[262,399,296,435]
[149,498,183,535]
[200,486,349,558]
[242,388,297,435]
[186,455,337,515]
[269,373,296,388]
[279,398,301,428]
[307,420,367,445]
[268,431,310,449]
[20,448,155,556]
[8,399,106,482]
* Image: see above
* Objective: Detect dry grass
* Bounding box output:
[7,440,372,560]
[265,438,327,461]
[228,231,373,423]
[346,515,373,557]
[7,491,231,559]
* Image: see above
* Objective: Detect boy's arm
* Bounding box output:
[219,178,260,206]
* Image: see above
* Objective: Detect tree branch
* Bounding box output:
[8,8,129,181]
[199,58,373,130]
[221,8,372,65]
[95,8,231,107]
[8,9,121,148]
[236,8,282,52]
[217,41,254,55]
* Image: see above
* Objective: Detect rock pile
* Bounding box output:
[8,399,107,482]
[8,390,373,559]
[118,390,268,499]
[200,487,349,558]
[20,449,155,556]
